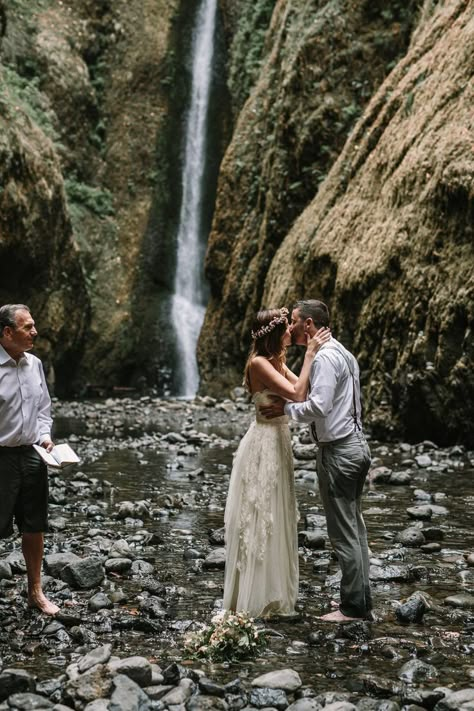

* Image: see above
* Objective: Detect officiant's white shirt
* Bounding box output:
[284,339,362,443]
[0,344,52,447]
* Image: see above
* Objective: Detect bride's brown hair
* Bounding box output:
[243,308,288,391]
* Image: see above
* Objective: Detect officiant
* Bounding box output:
[0,303,59,615]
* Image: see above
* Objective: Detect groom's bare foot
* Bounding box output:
[319,609,361,623]
[28,590,59,616]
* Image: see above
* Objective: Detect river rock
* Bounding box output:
[203,548,226,569]
[420,542,441,553]
[249,688,289,709]
[286,700,323,711]
[109,540,135,559]
[0,560,12,580]
[368,466,392,483]
[422,526,444,541]
[298,532,326,549]
[198,678,226,697]
[466,553,474,567]
[324,703,356,711]
[6,692,53,708]
[388,471,412,485]
[399,659,438,683]
[83,700,111,711]
[369,565,413,582]
[293,444,317,460]
[109,673,151,711]
[415,454,432,468]
[433,688,474,710]
[107,657,152,687]
[396,528,426,547]
[187,696,229,711]
[401,688,444,709]
[209,528,226,545]
[61,557,104,589]
[88,593,114,612]
[4,551,26,573]
[78,645,113,673]
[251,670,302,692]
[64,665,112,704]
[160,678,195,705]
[43,552,81,578]
[406,505,432,520]
[395,595,427,624]
[105,558,133,574]
[444,594,474,610]
[0,670,35,701]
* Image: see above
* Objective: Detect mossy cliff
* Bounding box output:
[0,0,200,392]
[200,0,473,444]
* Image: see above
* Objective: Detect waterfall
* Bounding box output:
[171,0,217,397]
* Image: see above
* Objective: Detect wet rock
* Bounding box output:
[143,684,173,700]
[361,675,400,697]
[109,540,135,560]
[139,597,166,618]
[305,514,327,529]
[324,703,356,710]
[340,621,372,642]
[160,678,195,705]
[298,531,326,549]
[198,678,226,697]
[77,644,113,673]
[131,560,154,575]
[396,528,426,547]
[88,593,113,612]
[0,561,12,581]
[44,553,81,578]
[183,549,206,560]
[6,692,53,708]
[83,700,110,711]
[187,696,229,711]
[64,665,112,705]
[406,505,432,520]
[162,663,199,685]
[203,549,226,569]
[109,673,151,710]
[293,444,317,460]
[108,656,152,687]
[249,687,289,709]
[251,669,302,692]
[0,670,35,701]
[307,630,325,646]
[398,659,438,683]
[433,688,474,710]
[415,454,432,468]
[61,557,104,589]
[466,553,474,567]
[444,593,474,610]
[420,542,441,553]
[368,466,392,483]
[396,595,427,624]
[286,700,323,711]
[422,526,444,541]
[401,688,444,709]
[209,528,226,545]
[105,558,133,574]
[4,552,26,573]
[413,489,432,501]
[369,565,414,582]
[388,472,412,485]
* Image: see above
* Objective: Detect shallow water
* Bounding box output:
[3,403,474,692]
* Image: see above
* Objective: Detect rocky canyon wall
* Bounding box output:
[199,0,474,444]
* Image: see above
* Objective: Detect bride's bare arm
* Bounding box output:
[251,328,331,402]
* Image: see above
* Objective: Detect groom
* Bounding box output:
[260,299,373,622]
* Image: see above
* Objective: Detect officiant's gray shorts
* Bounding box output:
[0,445,49,538]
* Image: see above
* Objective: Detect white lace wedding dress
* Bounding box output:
[223,389,299,617]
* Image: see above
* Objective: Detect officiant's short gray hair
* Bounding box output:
[0,304,31,337]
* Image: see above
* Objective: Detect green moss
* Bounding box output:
[0,66,59,141]
[228,0,277,111]
[65,178,115,218]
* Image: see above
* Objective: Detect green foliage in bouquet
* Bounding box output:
[184,610,267,662]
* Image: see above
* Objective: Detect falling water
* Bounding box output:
[171,0,217,397]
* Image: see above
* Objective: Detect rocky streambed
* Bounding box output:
[0,393,474,710]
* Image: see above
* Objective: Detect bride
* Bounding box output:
[223,306,330,618]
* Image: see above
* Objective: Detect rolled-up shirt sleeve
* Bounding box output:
[284,353,337,422]
[37,362,53,443]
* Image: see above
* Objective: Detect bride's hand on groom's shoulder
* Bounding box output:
[306,327,331,355]
[259,396,286,419]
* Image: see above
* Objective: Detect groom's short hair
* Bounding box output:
[294,299,330,328]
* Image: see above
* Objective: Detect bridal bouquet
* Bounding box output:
[184,610,267,662]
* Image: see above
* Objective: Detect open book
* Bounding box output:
[33,443,80,469]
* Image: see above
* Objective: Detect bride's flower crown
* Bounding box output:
[251,307,289,340]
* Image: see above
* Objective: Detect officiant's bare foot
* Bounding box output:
[319,609,361,623]
[28,590,59,616]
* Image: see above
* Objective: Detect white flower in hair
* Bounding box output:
[251,307,289,340]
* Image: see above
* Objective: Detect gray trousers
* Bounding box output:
[316,431,372,618]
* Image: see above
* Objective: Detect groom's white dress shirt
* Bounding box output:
[284,338,362,443]
[0,344,52,447]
